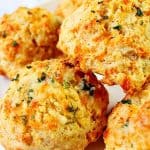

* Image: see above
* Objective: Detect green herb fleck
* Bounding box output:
[121,99,132,104]
[113,25,122,30]
[91,10,95,13]
[15,103,20,107]
[80,79,95,96]
[98,1,103,4]
[102,16,109,19]
[11,74,19,81]
[21,115,27,125]
[140,20,144,25]
[12,41,19,47]
[31,115,35,120]
[38,72,46,82]
[136,7,143,17]
[63,81,70,89]
[50,77,55,83]
[27,89,34,104]
[66,105,79,124]
[131,143,134,148]
[67,105,78,113]
[81,79,90,91]
[28,89,34,93]
[26,65,32,69]
[123,122,129,127]
[17,87,22,92]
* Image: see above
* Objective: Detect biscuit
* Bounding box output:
[0,7,60,78]
[104,84,150,150]
[57,0,150,94]
[0,58,108,150]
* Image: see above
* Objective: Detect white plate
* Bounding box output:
[0,1,125,149]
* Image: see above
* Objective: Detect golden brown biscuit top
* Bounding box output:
[57,0,150,94]
[104,84,150,149]
[0,59,108,147]
[0,7,60,78]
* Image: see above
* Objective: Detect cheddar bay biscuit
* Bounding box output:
[0,7,60,78]
[104,84,150,149]
[0,58,108,150]
[57,0,150,94]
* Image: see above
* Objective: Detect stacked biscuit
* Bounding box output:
[0,0,149,149]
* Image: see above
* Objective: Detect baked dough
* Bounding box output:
[0,58,108,150]
[57,0,150,94]
[0,7,60,78]
[104,84,150,150]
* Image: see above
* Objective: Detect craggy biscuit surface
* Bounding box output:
[104,84,150,150]
[0,58,108,150]
[57,0,150,94]
[0,7,60,78]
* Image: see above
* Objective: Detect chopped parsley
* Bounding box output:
[28,89,34,93]
[121,99,132,104]
[66,105,79,124]
[131,143,134,148]
[98,1,103,4]
[11,74,19,81]
[140,20,144,25]
[38,72,46,82]
[113,25,122,30]
[67,105,78,113]
[91,10,95,13]
[26,65,32,69]
[123,121,129,127]
[136,7,143,17]
[50,77,55,83]
[80,79,91,90]
[17,87,22,92]
[27,89,34,104]
[63,81,70,89]
[80,79,95,96]
[102,15,109,20]
[31,115,35,120]
[12,41,19,47]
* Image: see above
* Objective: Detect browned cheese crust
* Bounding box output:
[0,58,108,150]
[57,0,150,94]
[0,7,61,78]
[104,84,150,150]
